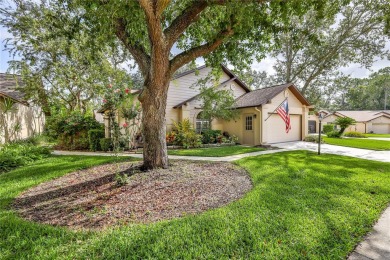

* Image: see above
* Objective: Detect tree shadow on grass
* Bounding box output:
[2,151,390,259]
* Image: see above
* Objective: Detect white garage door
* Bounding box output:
[266,114,302,143]
[372,123,390,134]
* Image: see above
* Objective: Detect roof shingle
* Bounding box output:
[233,83,310,108]
[331,110,390,122]
[0,73,27,105]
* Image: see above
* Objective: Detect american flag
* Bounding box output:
[276,98,292,133]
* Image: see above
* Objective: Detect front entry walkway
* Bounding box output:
[53,141,390,163]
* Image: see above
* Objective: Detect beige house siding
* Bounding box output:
[168,67,247,131]
[368,116,390,134]
[261,89,307,144]
[222,88,308,145]
[0,97,45,143]
[101,67,311,146]
[346,123,366,133]
[222,107,260,145]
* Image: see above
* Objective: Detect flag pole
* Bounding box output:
[264,97,288,122]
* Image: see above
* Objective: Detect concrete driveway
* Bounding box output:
[273,141,390,163]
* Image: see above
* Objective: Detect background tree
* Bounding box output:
[1,1,133,115]
[335,117,356,135]
[251,0,388,106]
[2,0,341,169]
[330,67,390,111]
[198,86,238,122]
[232,69,273,90]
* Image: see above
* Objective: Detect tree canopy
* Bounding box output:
[241,0,389,107]
[1,0,350,169]
[0,0,134,114]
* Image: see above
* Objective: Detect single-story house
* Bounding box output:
[308,110,390,134]
[100,65,312,145]
[0,73,45,143]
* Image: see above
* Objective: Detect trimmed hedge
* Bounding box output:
[100,138,113,151]
[323,124,334,134]
[88,129,105,151]
[326,131,342,138]
[304,135,323,143]
[344,131,367,138]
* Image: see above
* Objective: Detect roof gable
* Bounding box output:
[233,83,310,109]
[172,64,251,93]
[325,110,390,122]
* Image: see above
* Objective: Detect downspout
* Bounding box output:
[255,106,261,145]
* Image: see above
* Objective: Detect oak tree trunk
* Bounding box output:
[139,56,170,170]
[140,82,169,170]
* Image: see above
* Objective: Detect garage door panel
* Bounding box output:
[266,115,301,143]
[372,123,390,134]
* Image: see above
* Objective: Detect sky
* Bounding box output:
[1,23,389,78]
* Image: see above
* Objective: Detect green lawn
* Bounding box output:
[168,145,265,157]
[324,137,390,150]
[365,133,390,138]
[1,152,390,259]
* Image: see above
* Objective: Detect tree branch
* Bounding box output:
[114,18,150,76]
[169,28,234,75]
[138,0,165,46]
[164,0,209,48]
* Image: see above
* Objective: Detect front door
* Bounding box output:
[243,114,255,145]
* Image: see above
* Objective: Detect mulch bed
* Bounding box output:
[13,161,252,230]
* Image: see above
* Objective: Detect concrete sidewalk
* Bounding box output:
[52,148,290,162]
[53,141,390,163]
[348,206,390,260]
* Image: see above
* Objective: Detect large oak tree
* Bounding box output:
[2,0,338,169]
[76,0,338,169]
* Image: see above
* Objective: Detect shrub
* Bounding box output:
[323,124,334,134]
[304,135,323,143]
[201,129,221,144]
[88,129,105,151]
[100,138,113,151]
[344,131,367,138]
[166,132,176,145]
[46,111,103,150]
[115,173,129,186]
[0,143,51,173]
[182,131,202,149]
[230,135,239,144]
[172,119,202,148]
[326,131,342,138]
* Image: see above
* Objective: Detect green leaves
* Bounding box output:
[1,0,135,114]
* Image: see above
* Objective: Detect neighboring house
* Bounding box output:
[99,65,312,145]
[0,73,45,143]
[309,110,390,134]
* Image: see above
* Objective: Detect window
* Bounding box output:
[196,112,210,133]
[245,116,253,131]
